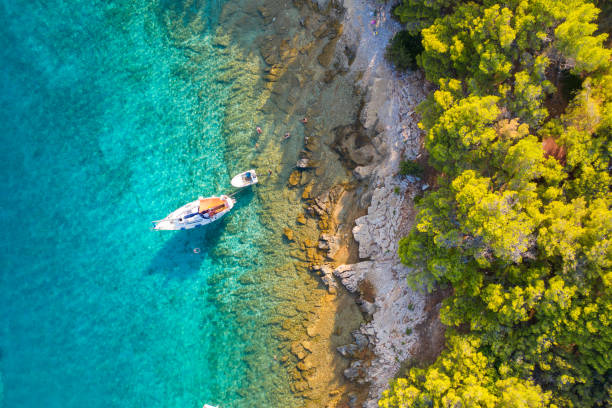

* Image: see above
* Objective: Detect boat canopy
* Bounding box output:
[199,197,225,213]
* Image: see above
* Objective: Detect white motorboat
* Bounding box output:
[153,195,235,230]
[231,169,258,188]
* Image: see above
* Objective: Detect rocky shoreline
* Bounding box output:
[304,0,448,406]
[213,0,446,405]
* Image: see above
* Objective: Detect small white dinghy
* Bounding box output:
[231,169,258,188]
[153,195,235,231]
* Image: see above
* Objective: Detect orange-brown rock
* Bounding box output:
[288,170,301,186]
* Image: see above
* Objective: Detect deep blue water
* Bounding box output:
[0,1,291,407]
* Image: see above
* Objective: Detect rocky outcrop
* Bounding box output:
[323,0,435,406]
[311,264,338,294]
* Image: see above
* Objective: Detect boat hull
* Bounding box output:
[153,195,234,231]
[231,169,258,188]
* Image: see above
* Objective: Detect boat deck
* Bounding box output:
[198,197,225,213]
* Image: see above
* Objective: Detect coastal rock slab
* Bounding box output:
[312,264,339,294]
[330,0,431,406]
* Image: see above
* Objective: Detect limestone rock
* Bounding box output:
[297,0,432,404]
[353,165,375,180]
[337,330,370,359]
[336,343,359,358]
[313,193,330,215]
[320,233,340,259]
[318,239,329,250]
[312,264,338,294]
[353,332,369,349]
[343,360,365,382]
[333,263,369,293]
[357,299,376,316]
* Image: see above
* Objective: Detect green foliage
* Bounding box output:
[554,3,611,73]
[393,0,461,34]
[399,159,424,177]
[385,30,424,71]
[380,333,553,408]
[387,0,612,407]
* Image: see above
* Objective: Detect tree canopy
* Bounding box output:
[384,0,611,407]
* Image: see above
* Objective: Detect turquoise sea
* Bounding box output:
[0,1,310,407]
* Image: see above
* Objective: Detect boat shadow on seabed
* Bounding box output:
[146,218,226,280]
[146,187,255,280]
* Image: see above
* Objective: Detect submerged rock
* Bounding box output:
[283,227,295,241]
[291,380,309,393]
[288,170,301,186]
[213,33,230,48]
[317,38,337,68]
[302,183,313,199]
[301,340,313,352]
[313,22,329,38]
[304,136,319,152]
[296,157,318,169]
[296,213,307,224]
[297,359,313,371]
[291,342,307,360]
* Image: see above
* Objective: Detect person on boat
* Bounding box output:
[256,126,262,134]
[283,132,291,140]
[300,117,308,124]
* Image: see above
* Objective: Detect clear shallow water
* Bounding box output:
[0,1,299,407]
